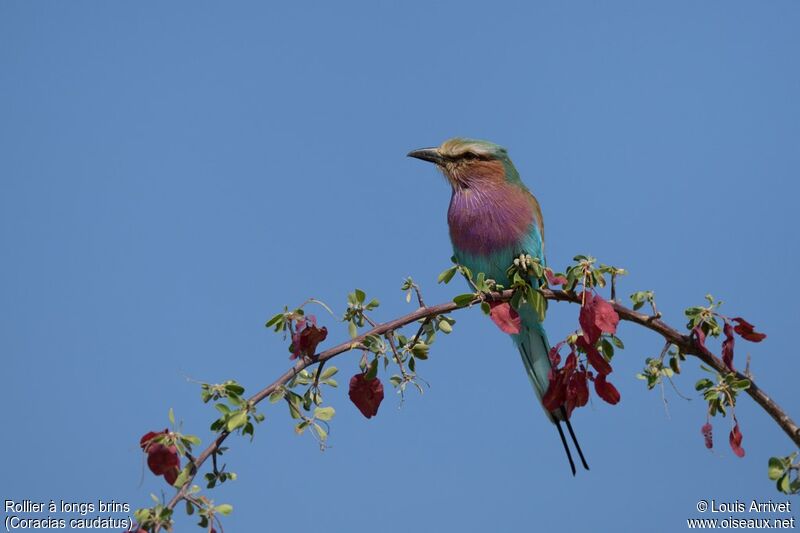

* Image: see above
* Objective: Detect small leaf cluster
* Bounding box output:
[344,288,380,337]
[134,496,174,533]
[505,255,547,321]
[563,255,626,292]
[265,305,306,336]
[636,345,683,390]
[695,366,750,418]
[768,453,800,494]
[265,298,335,336]
[629,290,656,313]
[207,382,265,440]
[269,366,339,446]
[184,486,232,532]
[200,380,245,404]
[685,294,724,337]
[203,460,236,489]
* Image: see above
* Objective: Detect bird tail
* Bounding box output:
[514,312,589,475]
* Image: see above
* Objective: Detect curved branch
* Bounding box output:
[159,288,799,523]
[544,289,800,447]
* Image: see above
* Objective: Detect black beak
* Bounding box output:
[407,147,446,166]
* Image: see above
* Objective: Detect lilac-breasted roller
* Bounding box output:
[408,137,588,475]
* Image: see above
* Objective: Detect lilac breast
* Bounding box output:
[447,185,534,256]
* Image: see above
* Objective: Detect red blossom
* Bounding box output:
[579,292,619,344]
[729,421,745,458]
[722,321,735,371]
[488,302,522,334]
[692,326,714,358]
[732,317,766,343]
[348,373,384,418]
[146,443,179,475]
[542,371,567,412]
[545,269,568,287]
[289,316,328,359]
[594,373,620,405]
[575,334,612,376]
[139,430,181,486]
[565,369,589,415]
[701,422,713,449]
[139,430,165,451]
[547,341,566,368]
[543,350,573,412]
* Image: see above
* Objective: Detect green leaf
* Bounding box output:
[355,288,366,303]
[314,406,335,421]
[778,473,791,493]
[313,422,328,441]
[295,420,310,434]
[365,358,379,380]
[411,342,429,359]
[265,313,284,328]
[226,411,248,432]
[172,465,192,489]
[768,457,786,480]
[453,293,476,306]
[215,403,231,414]
[438,266,458,284]
[268,389,285,403]
[600,338,614,360]
[348,320,358,338]
[438,320,452,334]
[215,504,233,516]
[732,379,751,391]
[610,335,625,349]
[225,382,245,395]
[695,378,713,391]
[168,407,175,425]
[527,287,546,322]
[320,366,338,380]
[183,434,201,446]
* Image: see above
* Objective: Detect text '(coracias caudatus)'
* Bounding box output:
[408,137,589,475]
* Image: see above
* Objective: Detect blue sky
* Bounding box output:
[2,1,798,531]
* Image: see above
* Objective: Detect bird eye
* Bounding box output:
[461,151,479,160]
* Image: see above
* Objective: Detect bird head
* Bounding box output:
[407,137,520,189]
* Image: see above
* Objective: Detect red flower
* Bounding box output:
[579,292,619,344]
[575,334,612,376]
[701,422,713,449]
[565,369,589,415]
[692,326,714,358]
[547,341,565,368]
[732,317,766,343]
[545,269,567,287]
[488,302,521,334]
[348,373,384,418]
[594,373,620,405]
[729,421,745,458]
[140,430,180,486]
[722,321,735,371]
[139,431,163,450]
[542,371,567,413]
[290,316,328,359]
